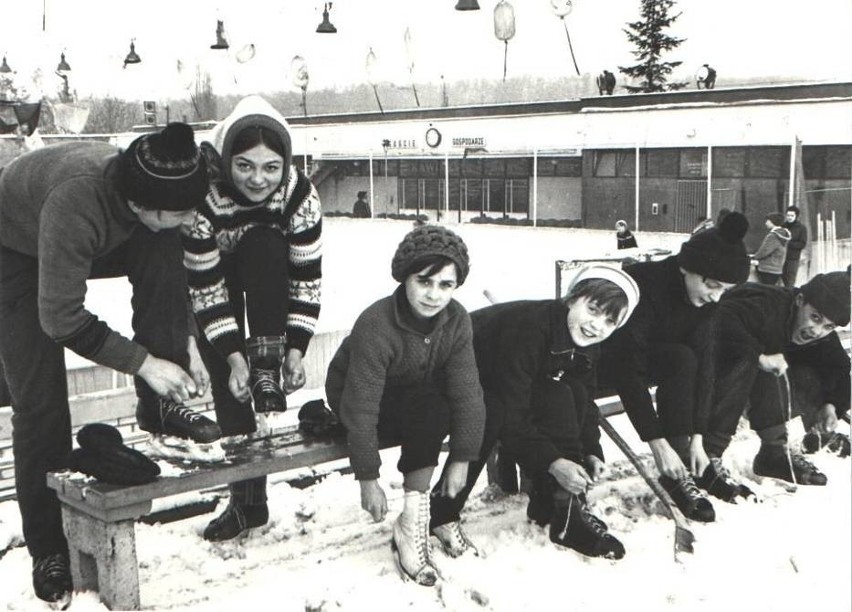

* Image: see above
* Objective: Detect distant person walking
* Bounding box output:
[752,212,791,286]
[615,220,638,250]
[696,64,717,89]
[783,206,808,287]
[353,190,371,218]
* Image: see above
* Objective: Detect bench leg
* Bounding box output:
[60,505,141,610]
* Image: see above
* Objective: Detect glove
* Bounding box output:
[298,400,345,438]
[69,423,161,485]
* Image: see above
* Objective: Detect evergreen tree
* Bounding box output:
[619,0,688,93]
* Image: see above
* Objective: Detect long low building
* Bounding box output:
[282,81,851,247]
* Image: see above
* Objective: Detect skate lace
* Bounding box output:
[438,522,475,552]
[579,503,608,535]
[34,553,69,580]
[251,368,280,396]
[790,453,818,472]
[162,400,202,423]
[709,457,732,480]
[676,475,704,502]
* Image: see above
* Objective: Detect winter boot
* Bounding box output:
[247,336,287,413]
[136,398,221,443]
[431,521,479,558]
[753,445,827,486]
[658,474,716,522]
[549,493,624,560]
[203,501,269,542]
[32,552,73,605]
[802,431,851,458]
[391,490,440,586]
[696,457,754,502]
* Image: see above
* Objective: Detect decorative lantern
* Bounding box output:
[493,0,515,81]
[404,27,420,107]
[123,40,141,68]
[455,0,480,9]
[550,0,580,75]
[290,55,309,116]
[211,20,229,50]
[1,56,13,74]
[365,47,384,114]
[316,3,337,34]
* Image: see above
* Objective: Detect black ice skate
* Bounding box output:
[696,457,755,503]
[659,474,716,522]
[753,447,827,486]
[802,431,851,458]
[136,398,221,443]
[247,336,288,413]
[549,494,624,560]
[203,501,269,542]
[32,552,72,607]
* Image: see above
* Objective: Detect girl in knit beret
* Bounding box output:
[430,265,640,561]
[325,224,486,586]
[181,95,323,542]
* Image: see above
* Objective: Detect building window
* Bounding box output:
[746,147,788,178]
[713,147,747,178]
[803,146,852,180]
[679,149,707,178]
[644,149,679,177]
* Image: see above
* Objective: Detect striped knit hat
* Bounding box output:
[391,225,470,285]
[118,122,208,211]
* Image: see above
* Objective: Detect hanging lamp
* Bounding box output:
[455,0,480,10]
[56,52,71,73]
[211,20,229,50]
[550,0,581,75]
[493,0,515,81]
[123,40,141,68]
[316,3,337,33]
[0,56,11,73]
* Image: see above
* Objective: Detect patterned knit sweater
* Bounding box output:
[181,97,322,359]
[325,287,486,480]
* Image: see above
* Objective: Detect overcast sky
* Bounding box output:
[2,0,851,100]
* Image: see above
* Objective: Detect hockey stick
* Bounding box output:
[598,418,695,557]
[481,289,695,558]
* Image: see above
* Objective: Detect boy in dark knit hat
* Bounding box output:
[325,224,485,587]
[0,123,214,604]
[703,269,851,489]
[598,211,752,521]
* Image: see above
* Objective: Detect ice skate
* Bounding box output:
[145,434,226,463]
[753,446,827,486]
[391,491,440,586]
[659,474,716,522]
[136,398,221,443]
[431,521,479,558]
[247,335,288,413]
[696,457,755,502]
[203,501,269,542]
[549,494,625,560]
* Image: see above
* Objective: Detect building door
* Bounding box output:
[676,180,707,232]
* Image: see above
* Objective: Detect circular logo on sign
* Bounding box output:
[425,127,442,148]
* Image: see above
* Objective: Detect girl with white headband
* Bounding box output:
[429,264,640,561]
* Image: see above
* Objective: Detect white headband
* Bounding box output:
[567,264,641,328]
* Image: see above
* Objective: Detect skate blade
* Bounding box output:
[146,435,226,463]
[389,541,438,587]
[47,591,72,611]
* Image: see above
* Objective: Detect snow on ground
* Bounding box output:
[0,416,849,611]
[2,218,849,610]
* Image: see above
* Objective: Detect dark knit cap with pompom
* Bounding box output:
[678,211,750,283]
[800,269,850,327]
[391,225,470,285]
[118,122,208,211]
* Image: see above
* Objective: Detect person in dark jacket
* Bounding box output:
[0,124,215,604]
[325,225,485,587]
[615,219,638,250]
[703,269,850,490]
[752,212,791,285]
[598,212,751,523]
[430,265,640,560]
[782,206,808,287]
[352,190,371,218]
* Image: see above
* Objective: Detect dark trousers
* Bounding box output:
[0,228,190,558]
[704,350,791,457]
[756,271,781,286]
[203,227,290,504]
[782,259,801,288]
[430,377,587,529]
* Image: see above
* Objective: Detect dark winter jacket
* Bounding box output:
[600,256,716,440]
[617,231,638,250]
[784,220,808,262]
[716,283,849,418]
[470,299,604,474]
[753,226,791,274]
[325,286,485,480]
[0,142,149,374]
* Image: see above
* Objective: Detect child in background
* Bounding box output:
[752,212,791,286]
[615,219,638,250]
[430,265,640,560]
[325,225,485,587]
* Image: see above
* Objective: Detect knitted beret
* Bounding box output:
[800,269,850,327]
[391,224,470,285]
[118,122,208,211]
[677,211,750,284]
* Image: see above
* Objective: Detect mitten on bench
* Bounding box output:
[298,400,345,438]
[69,423,161,485]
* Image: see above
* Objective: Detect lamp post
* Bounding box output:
[291,55,309,117]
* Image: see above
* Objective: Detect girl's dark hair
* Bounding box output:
[403,254,459,281]
[563,278,628,322]
[230,125,288,159]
